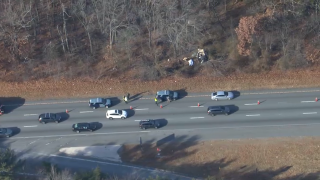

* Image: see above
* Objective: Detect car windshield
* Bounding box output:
[169,91,174,96]
[213,92,217,96]
[0,128,7,133]
[118,110,123,114]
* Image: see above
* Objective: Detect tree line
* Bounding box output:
[0,0,320,81]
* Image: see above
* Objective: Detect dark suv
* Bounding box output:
[139,119,160,129]
[89,98,112,109]
[0,104,4,115]
[207,106,230,116]
[72,123,96,133]
[38,113,62,124]
[156,90,179,102]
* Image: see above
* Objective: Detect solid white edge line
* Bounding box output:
[244,103,257,105]
[23,125,38,128]
[79,111,94,113]
[246,114,260,116]
[189,106,204,107]
[303,112,317,114]
[301,101,316,103]
[135,108,149,110]
[190,117,205,119]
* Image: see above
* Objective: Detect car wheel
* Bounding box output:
[211,114,215,116]
[89,129,92,132]
[55,121,59,123]
[143,127,146,130]
[121,117,125,120]
[42,121,46,124]
[76,130,80,133]
[109,117,113,120]
[215,98,218,101]
[93,106,96,109]
[228,98,231,100]
[225,113,229,116]
[105,106,109,108]
[6,135,10,138]
[155,126,158,129]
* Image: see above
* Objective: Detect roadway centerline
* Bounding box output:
[79,111,94,113]
[303,112,317,115]
[24,114,38,116]
[246,114,260,117]
[190,117,205,119]
[23,125,38,128]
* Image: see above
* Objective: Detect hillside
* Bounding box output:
[0,0,319,82]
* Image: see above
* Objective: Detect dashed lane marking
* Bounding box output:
[301,101,316,103]
[134,108,149,110]
[189,106,204,107]
[303,112,317,115]
[244,103,257,105]
[45,143,50,145]
[246,114,260,116]
[79,111,94,113]
[190,117,205,119]
[24,114,38,116]
[23,125,38,128]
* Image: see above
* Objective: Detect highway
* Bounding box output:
[1,88,320,179]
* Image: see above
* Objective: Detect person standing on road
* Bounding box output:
[123,96,127,104]
[124,96,128,104]
[155,96,158,106]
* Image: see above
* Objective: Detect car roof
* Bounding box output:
[75,123,89,126]
[107,110,118,113]
[90,98,103,103]
[208,106,223,109]
[216,91,225,95]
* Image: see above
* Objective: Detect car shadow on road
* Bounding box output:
[128,91,148,102]
[6,127,21,137]
[90,122,103,131]
[109,97,121,107]
[225,104,239,115]
[176,88,188,99]
[56,112,70,122]
[230,90,241,99]
[155,118,168,129]
[124,109,135,118]
[0,97,25,114]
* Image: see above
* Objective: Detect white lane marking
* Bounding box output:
[244,103,257,105]
[11,131,151,139]
[45,143,50,145]
[23,125,38,128]
[303,112,317,115]
[246,114,260,116]
[39,154,191,179]
[24,114,38,116]
[190,117,205,119]
[301,101,316,103]
[29,141,37,144]
[135,108,149,110]
[80,111,94,113]
[134,120,141,121]
[190,106,204,107]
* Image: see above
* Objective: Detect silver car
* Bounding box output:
[211,91,234,101]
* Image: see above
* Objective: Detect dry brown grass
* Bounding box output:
[120,137,320,180]
[1,67,320,100]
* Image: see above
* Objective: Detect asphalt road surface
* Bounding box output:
[2,87,320,179]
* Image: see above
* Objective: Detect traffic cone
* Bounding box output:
[130,106,133,109]
[316,97,318,102]
[160,104,163,108]
[257,100,260,105]
[66,109,69,113]
[198,103,200,107]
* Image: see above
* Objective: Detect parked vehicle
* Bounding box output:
[72,123,96,133]
[0,128,13,138]
[106,110,127,120]
[156,90,179,102]
[38,113,62,124]
[89,98,112,109]
[207,106,230,116]
[139,119,160,129]
[211,91,234,101]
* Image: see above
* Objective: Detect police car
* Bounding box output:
[88,98,112,109]
[139,119,160,129]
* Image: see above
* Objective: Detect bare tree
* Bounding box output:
[42,164,73,180]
